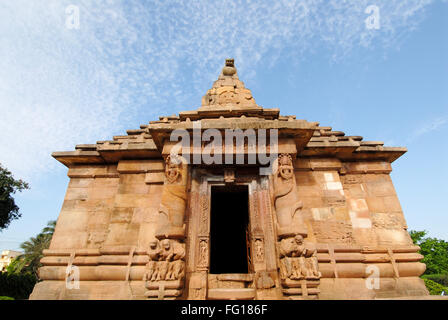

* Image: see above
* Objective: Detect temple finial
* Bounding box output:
[222,58,236,76]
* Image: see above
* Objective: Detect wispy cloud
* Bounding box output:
[413,115,448,138]
[0,0,435,181]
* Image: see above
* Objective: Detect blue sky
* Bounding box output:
[0,0,447,251]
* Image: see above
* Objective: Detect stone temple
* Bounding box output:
[30,59,428,300]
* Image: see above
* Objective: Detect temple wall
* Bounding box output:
[50,161,166,251]
[32,156,428,300]
[296,169,352,245]
[318,277,428,299]
[31,161,166,300]
[292,157,427,299]
[294,158,412,247]
[50,165,119,250]
[341,165,411,247]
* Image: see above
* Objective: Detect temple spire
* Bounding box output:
[200,58,259,109]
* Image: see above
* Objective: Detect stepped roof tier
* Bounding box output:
[53,59,406,167]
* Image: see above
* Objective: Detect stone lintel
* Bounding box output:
[161,138,297,160]
[150,121,316,159]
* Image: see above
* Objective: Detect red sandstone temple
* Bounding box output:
[30,59,428,300]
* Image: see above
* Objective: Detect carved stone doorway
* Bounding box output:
[186,167,279,300]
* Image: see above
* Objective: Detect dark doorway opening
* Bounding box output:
[209,185,249,274]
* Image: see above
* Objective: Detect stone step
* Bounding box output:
[207,288,256,300]
[282,287,320,295]
[216,273,254,282]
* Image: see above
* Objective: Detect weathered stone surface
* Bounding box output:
[30,59,427,300]
[117,160,164,173]
[145,172,165,184]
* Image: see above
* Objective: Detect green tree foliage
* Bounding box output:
[0,273,36,300]
[0,163,29,230]
[422,274,448,287]
[423,278,448,296]
[409,230,448,275]
[8,220,56,278]
[409,230,427,244]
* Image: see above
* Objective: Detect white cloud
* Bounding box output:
[413,115,448,138]
[0,0,435,181]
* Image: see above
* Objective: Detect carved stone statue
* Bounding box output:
[156,155,188,239]
[306,250,322,278]
[255,238,264,262]
[279,237,295,280]
[167,239,186,281]
[278,234,321,281]
[199,239,208,266]
[289,235,305,279]
[145,239,186,282]
[160,239,174,260]
[145,240,161,281]
[156,239,172,280]
[165,155,181,183]
[149,154,188,299]
[272,154,304,238]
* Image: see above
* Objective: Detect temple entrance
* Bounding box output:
[209,185,250,274]
[187,172,272,300]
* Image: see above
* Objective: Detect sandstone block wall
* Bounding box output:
[51,161,165,251]
[30,157,427,300]
[293,158,427,298]
[295,158,411,246]
[31,161,167,300]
